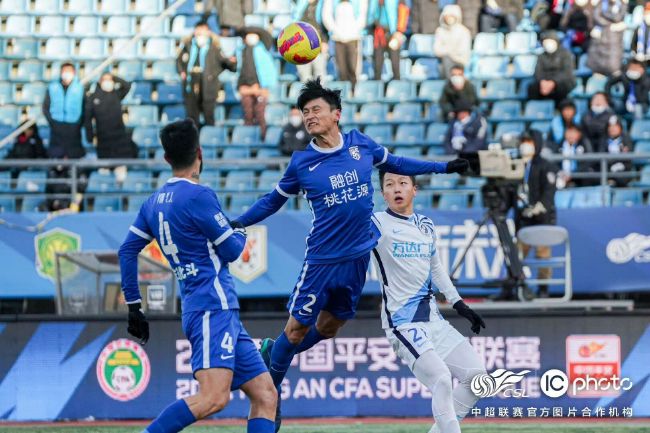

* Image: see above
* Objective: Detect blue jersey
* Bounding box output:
[238,129,448,264]
[119,178,246,313]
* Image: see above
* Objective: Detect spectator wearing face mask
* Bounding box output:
[443,99,488,155]
[177,21,237,126]
[604,115,633,186]
[581,92,615,154]
[550,99,580,146]
[5,122,47,178]
[587,0,627,77]
[434,5,472,78]
[631,3,650,64]
[84,73,136,159]
[606,59,650,119]
[480,0,524,33]
[279,106,311,156]
[528,31,576,105]
[439,65,478,120]
[42,62,86,159]
[559,0,594,51]
[557,123,594,188]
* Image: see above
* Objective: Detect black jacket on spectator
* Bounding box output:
[7,127,47,160]
[84,76,137,159]
[605,72,650,112]
[444,111,488,154]
[533,46,576,95]
[581,109,614,152]
[439,80,479,120]
[515,130,557,230]
[411,0,440,34]
[279,123,311,156]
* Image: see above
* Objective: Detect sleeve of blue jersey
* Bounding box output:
[118,208,154,304]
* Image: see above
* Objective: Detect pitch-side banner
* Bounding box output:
[0,206,649,298]
[0,315,648,421]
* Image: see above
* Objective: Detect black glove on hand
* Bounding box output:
[230,219,247,236]
[446,158,470,174]
[127,302,149,345]
[453,300,486,335]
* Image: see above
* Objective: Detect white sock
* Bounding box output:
[444,340,487,421]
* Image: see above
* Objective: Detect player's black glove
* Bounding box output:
[127,302,149,345]
[230,219,247,236]
[453,300,485,335]
[446,158,470,174]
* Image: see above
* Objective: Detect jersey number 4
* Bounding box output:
[159,212,180,264]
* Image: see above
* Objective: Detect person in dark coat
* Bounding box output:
[559,0,594,51]
[444,99,488,155]
[604,115,634,186]
[480,0,524,33]
[605,59,650,118]
[581,92,615,154]
[6,122,47,161]
[279,106,311,156]
[558,123,595,187]
[410,0,439,34]
[84,73,137,159]
[550,99,580,145]
[213,0,253,35]
[528,31,576,105]
[515,130,557,298]
[42,62,86,159]
[587,0,627,77]
[177,22,237,126]
[439,65,479,120]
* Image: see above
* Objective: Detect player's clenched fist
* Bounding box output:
[453,300,486,335]
[446,158,470,174]
[127,302,149,345]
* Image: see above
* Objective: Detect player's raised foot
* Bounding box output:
[260,337,275,368]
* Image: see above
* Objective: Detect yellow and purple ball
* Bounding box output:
[277,21,322,65]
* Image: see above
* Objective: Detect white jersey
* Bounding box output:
[371,209,462,329]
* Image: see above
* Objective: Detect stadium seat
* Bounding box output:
[393,147,422,157]
[126,195,149,211]
[122,171,153,193]
[87,172,118,193]
[630,120,650,141]
[92,196,122,212]
[117,60,145,81]
[15,171,47,193]
[132,126,160,150]
[265,103,287,126]
[612,188,643,207]
[524,100,555,121]
[127,105,158,127]
[37,15,66,36]
[426,123,448,146]
[43,37,72,60]
[161,105,186,123]
[472,56,508,79]
[124,81,153,105]
[634,140,650,154]
[339,102,357,125]
[0,0,28,13]
[70,16,99,37]
[430,173,460,189]
[634,165,650,186]
[65,0,95,14]
[583,75,607,97]
[112,37,139,60]
[263,126,282,146]
[384,80,415,103]
[484,79,516,101]
[505,31,537,54]
[364,125,393,145]
[256,148,281,158]
[0,197,16,212]
[224,171,256,191]
[408,34,435,58]
[329,81,353,100]
[33,0,61,13]
[8,38,39,59]
[359,103,388,124]
[411,58,440,80]
[232,125,261,145]
[529,121,551,134]
[0,106,20,126]
[418,80,445,102]
[156,83,183,105]
[0,172,13,192]
[219,37,240,58]
[0,83,13,105]
[258,170,281,191]
[351,81,384,103]
[510,54,537,78]
[98,0,128,14]
[473,32,505,56]
[142,38,174,60]
[140,15,167,36]
[0,60,9,81]
[394,124,425,144]
[133,0,163,15]
[16,82,47,105]
[438,193,469,210]
[571,186,610,208]
[575,53,592,78]
[150,60,179,81]
[21,195,47,212]
[106,16,134,37]
[494,121,526,141]
[490,100,522,122]
[77,38,107,60]
[229,194,257,213]
[392,103,421,123]
[198,126,228,150]
[226,104,244,124]
[4,15,32,37]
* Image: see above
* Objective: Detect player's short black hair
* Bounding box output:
[296,78,342,112]
[379,171,416,191]
[160,119,200,171]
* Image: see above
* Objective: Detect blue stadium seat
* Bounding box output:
[285,81,303,103]
[224,171,256,191]
[473,32,505,56]
[0,60,9,81]
[15,60,44,83]
[33,0,61,13]
[0,0,28,13]
[630,120,650,141]
[463,176,486,189]
[229,194,257,213]
[418,80,445,102]
[21,195,47,212]
[92,196,122,212]
[150,60,179,81]
[16,82,47,105]
[612,188,643,207]
[8,38,39,59]
[232,125,261,145]
[156,83,183,104]
[16,171,47,193]
[71,16,99,36]
[161,105,186,123]
[0,106,20,126]
[245,14,267,27]
[635,166,650,186]
[219,37,240,58]
[112,37,139,60]
[77,38,107,60]
[472,56,508,79]
[393,147,422,157]
[106,16,134,36]
[87,172,118,193]
[0,197,16,212]
[267,0,292,13]
[510,54,537,78]
[133,0,163,15]
[524,100,555,121]
[265,103,287,126]
[223,82,240,105]
[0,83,13,105]
[571,186,610,208]
[140,15,167,36]
[169,0,196,15]
[127,105,158,127]
[351,81,384,103]
[426,123,448,146]
[339,102,357,125]
[484,79,516,101]
[118,60,145,81]
[426,104,441,122]
[43,37,72,60]
[132,126,159,149]
[430,173,459,189]
[142,38,174,60]
[258,170,281,191]
[395,124,425,144]
[505,31,537,54]
[122,171,153,193]
[364,125,393,145]
[580,75,607,98]
[124,81,153,104]
[126,195,149,211]
[359,103,388,124]
[65,0,95,14]
[328,81,353,100]
[634,140,650,154]
[264,126,282,145]
[4,15,32,36]
[490,100,521,122]
[575,53,592,78]
[392,103,421,123]
[0,172,12,193]
[494,121,525,141]
[408,34,435,58]
[411,58,440,80]
[529,121,551,134]
[156,170,173,188]
[438,193,469,210]
[226,104,244,124]
[200,126,229,148]
[37,16,66,36]
[98,0,128,14]
[271,14,293,35]
[171,15,194,37]
[384,80,415,103]
[257,148,282,158]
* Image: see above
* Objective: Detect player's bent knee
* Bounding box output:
[198,391,230,417]
[254,381,277,411]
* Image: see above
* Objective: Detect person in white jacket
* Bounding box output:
[434,4,472,78]
[322,0,368,86]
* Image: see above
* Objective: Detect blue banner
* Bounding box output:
[0,207,649,299]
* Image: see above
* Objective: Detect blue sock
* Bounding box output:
[145,399,196,433]
[269,331,298,389]
[247,417,275,433]
[295,327,326,354]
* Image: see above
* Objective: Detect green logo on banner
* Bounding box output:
[34,228,81,281]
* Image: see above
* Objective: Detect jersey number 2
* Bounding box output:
[158,212,180,264]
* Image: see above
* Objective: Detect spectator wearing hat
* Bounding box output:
[439,65,479,120]
[279,106,311,156]
[550,99,580,145]
[528,31,576,105]
[434,4,472,78]
[581,91,615,155]
[604,115,633,186]
[443,99,488,155]
[606,59,650,119]
[631,3,650,64]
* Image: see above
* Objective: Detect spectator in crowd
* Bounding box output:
[43,62,86,159]
[604,115,634,186]
[323,0,368,87]
[177,22,237,127]
[293,0,329,82]
[550,99,580,145]
[457,0,481,36]
[631,3,650,64]
[528,31,575,105]
[444,99,488,155]
[410,0,440,34]
[558,123,594,187]
[279,106,311,156]
[6,122,47,162]
[368,0,409,81]
[434,5,472,78]
[587,0,627,77]
[84,73,136,159]
[213,0,253,36]
[581,91,615,153]
[559,0,594,51]
[480,0,524,33]
[606,59,650,118]
[237,28,278,137]
[439,65,479,120]
[515,130,557,298]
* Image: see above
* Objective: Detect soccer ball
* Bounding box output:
[277,21,322,65]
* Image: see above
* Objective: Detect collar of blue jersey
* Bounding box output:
[386,208,412,221]
[167,177,198,184]
[309,133,344,153]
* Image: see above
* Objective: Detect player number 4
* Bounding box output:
[221,332,234,353]
[158,212,180,264]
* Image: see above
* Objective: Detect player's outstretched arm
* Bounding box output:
[379,151,470,175]
[234,187,289,227]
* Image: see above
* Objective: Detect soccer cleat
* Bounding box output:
[259,338,282,432]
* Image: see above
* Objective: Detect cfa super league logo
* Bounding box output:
[34,227,82,281]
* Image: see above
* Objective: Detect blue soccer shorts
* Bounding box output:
[286,252,371,325]
[181,309,267,390]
